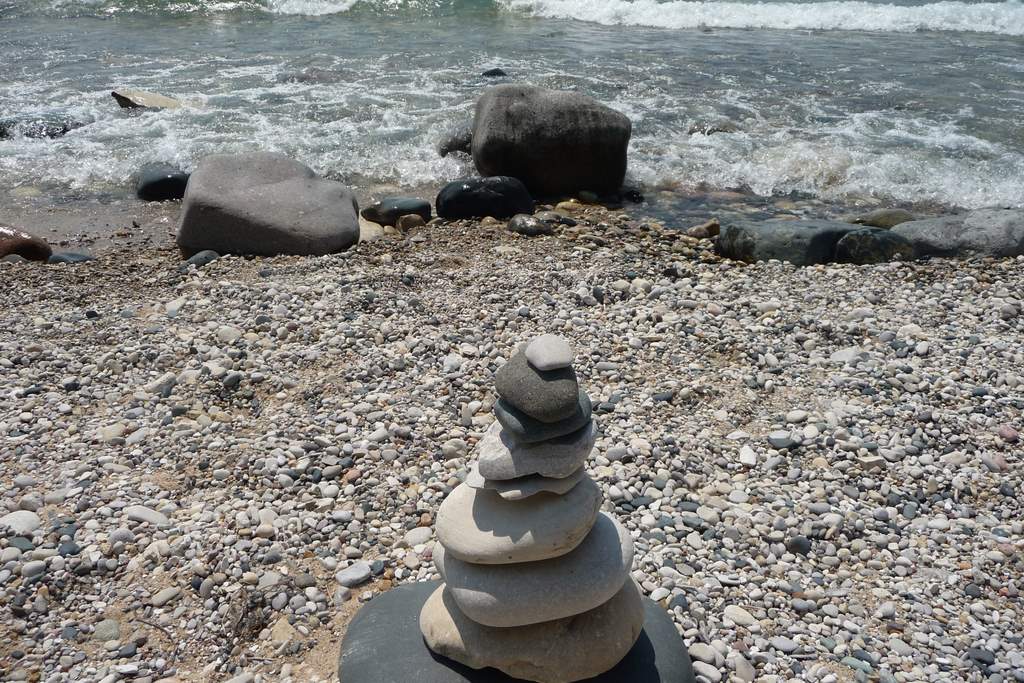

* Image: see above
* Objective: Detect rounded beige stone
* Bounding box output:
[420,579,644,683]
[434,512,634,627]
[436,478,601,565]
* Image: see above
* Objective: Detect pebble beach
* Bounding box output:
[2,206,1022,682]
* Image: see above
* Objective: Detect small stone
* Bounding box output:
[93,619,121,641]
[724,605,756,627]
[466,463,585,501]
[150,587,181,607]
[493,390,592,443]
[125,506,170,527]
[0,511,41,536]
[494,348,579,423]
[477,419,597,480]
[524,334,574,371]
[508,214,554,237]
[336,561,372,588]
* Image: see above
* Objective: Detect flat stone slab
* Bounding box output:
[478,419,597,481]
[466,464,586,501]
[435,512,633,627]
[436,479,601,564]
[338,580,697,683]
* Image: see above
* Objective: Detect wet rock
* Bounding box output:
[843,207,918,228]
[435,176,533,220]
[892,208,1024,257]
[136,162,190,201]
[716,219,862,266]
[472,85,632,196]
[111,89,182,110]
[834,228,915,264]
[437,122,473,157]
[507,214,554,237]
[360,197,431,227]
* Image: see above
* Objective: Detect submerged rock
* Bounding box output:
[834,228,915,264]
[843,207,918,229]
[177,152,360,257]
[437,122,473,158]
[716,219,865,266]
[0,114,83,140]
[136,163,190,201]
[0,225,51,262]
[891,208,1024,258]
[472,84,631,196]
[435,176,533,220]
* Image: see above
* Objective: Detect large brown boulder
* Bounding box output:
[0,225,51,262]
[471,85,631,197]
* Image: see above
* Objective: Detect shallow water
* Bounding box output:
[1,0,1022,215]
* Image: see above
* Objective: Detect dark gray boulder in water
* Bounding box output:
[0,114,83,140]
[360,196,431,227]
[834,228,915,264]
[436,176,533,220]
[177,152,359,257]
[891,208,1024,258]
[471,85,631,196]
[136,163,190,201]
[716,220,864,266]
[438,122,473,158]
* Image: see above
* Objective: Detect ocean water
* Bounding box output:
[1,0,1023,213]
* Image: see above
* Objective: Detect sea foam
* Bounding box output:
[501,0,1024,35]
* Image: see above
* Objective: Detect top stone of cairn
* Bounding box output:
[524,334,574,371]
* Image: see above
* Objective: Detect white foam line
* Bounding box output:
[501,0,1024,35]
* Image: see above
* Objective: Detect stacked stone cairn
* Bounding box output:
[420,334,643,683]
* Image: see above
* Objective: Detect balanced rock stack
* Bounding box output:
[419,335,643,683]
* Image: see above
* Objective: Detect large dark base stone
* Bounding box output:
[338,580,697,683]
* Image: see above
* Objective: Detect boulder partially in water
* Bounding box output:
[111,89,182,110]
[177,152,360,257]
[834,228,915,264]
[136,163,190,201]
[436,176,533,220]
[471,85,631,196]
[891,208,1024,258]
[0,225,51,262]
[437,122,473,158]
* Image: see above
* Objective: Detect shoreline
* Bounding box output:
[1,208,1021,681]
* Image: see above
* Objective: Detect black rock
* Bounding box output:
[438,122,473,158]
[493,390,592,443]
[534,211,576,227]
[507,214,553,237]
[361,197,432,227]
[472,85,631,197]
[482,68,508,77]
[136,162,190,201]
[337,580,697,683]
[181,249,220,270]
[48,252,94,264]
[786,535,812,556]
[436,177,533,220]
[834,228,915,264]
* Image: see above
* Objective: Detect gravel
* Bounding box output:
[0,206,1022,682]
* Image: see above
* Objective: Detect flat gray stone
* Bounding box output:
[494,349,578,423]
[336,561,372,587]
[125,505,170,527]
[435,512,633,627]
[93,618,121,641]
[477,420,597,481]
[421,580,644,683]
[524,334,574,371]
[177,152,360,257]
[493,390,592,444]
[338,580,697,683]
[436,478,601,564]
[466,464,586,501]
[150,587,181,607]
[0,510,41,536]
